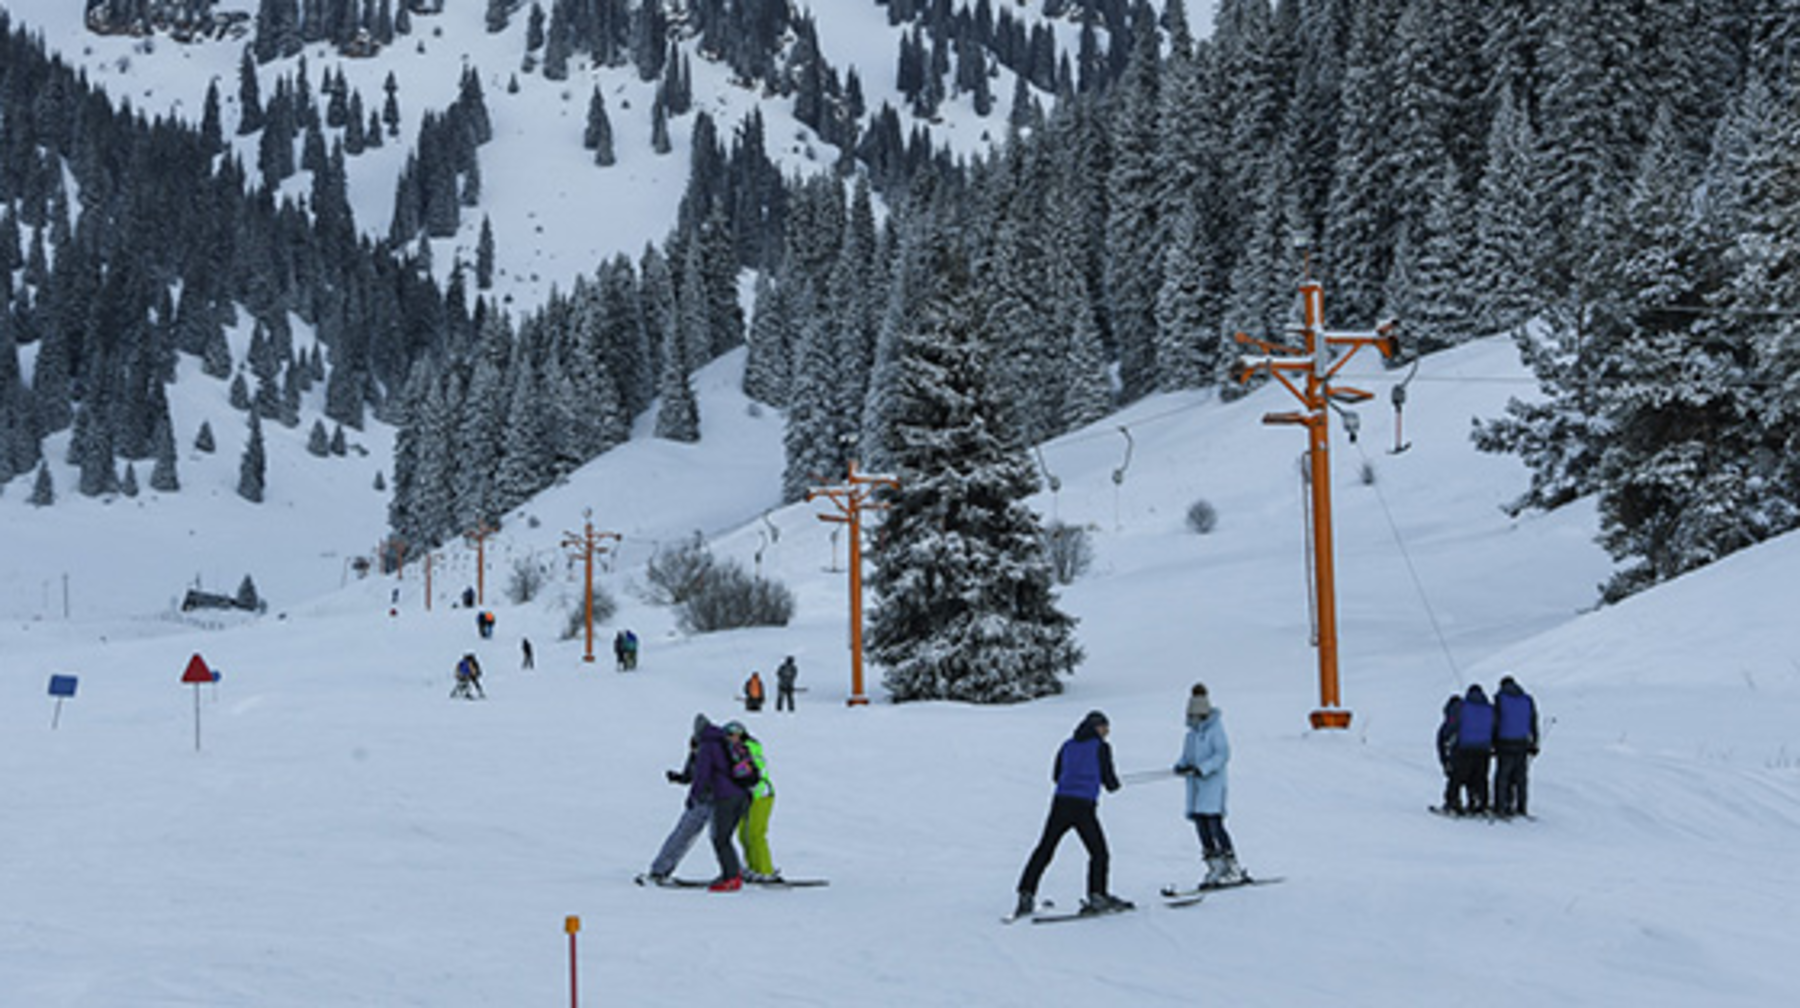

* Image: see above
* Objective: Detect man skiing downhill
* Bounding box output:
[1013,711,1133,919]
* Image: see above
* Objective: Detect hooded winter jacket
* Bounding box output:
[1455,685,1495,750]
[1494,680,1538,746]
[1052,713,1119,802]
[1178,709,1231,817]
[689,724,750,805]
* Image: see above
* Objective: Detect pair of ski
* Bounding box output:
[1005,876,1284,924]
[636,874,830,889]
[1428,805,1538,822]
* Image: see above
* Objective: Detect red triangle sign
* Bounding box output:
[182,654,214,684]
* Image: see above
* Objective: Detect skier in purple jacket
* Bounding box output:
[1012,711,1132,918]
[690,720,751,891]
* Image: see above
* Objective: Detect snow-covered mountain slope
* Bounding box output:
[2,332,1795,1007]
[4,1,1214,312]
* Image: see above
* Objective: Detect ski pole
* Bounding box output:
[1118,768,1179,785]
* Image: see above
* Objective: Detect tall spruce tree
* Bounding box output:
[865,242,1081,704]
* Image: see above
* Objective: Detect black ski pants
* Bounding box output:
[1017,795,1108,897]
[1493,742,1531,816]
[1452,747,1492,813]
[708,793,749,881]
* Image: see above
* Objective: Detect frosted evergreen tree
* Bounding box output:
[1469,91,1546,336]
[237,410,267,504]
[1155,200,1220,390]
[743,269,794,407]
[585,87,616,166]
[1586,108,1764,601]
[120,463,139,498]
[307,419,331,456]
[1323,0,1397,324]
[195,420,216,453]
[1103,20,1162,402]
[149,411,179,492]
[236,574,262,612]
[453,312,512,529]
[865,242,1081,704]
[494,345,552,505]
[476,216,496,289]
[653,318,700,443]
[72,405,120,498]
[781,287,843,501]
[30,461,53,506]
[1382,164,1475,354]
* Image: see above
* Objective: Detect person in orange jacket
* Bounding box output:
[743,671,766,712]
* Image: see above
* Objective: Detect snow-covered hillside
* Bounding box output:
[6,1,1217,311]
[3,332,1796,1007]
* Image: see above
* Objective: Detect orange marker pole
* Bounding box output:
[565,915,580,1008]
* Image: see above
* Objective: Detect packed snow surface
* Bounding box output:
[4,336,1797,1007]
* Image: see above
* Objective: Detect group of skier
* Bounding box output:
[742,655,800,712]
[1436,675,1541,818]
[640,714,780,891]
[1013,682,1249,919]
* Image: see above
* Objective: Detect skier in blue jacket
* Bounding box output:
[1451,684,1496,815]
[1491,675,1540,818]
[1013,711,1133,917]
[1175,683,1248,887]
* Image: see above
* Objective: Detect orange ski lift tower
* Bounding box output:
[1235,273,1398,729]
[561,511,621,664]
[808,460,899,706]
[465,520,498,606]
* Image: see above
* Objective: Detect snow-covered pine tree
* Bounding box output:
[865,241,1081,704]
[1381,163,1474,354]
[30,461,53,506]
[1155,199,1220,390]
[307,419,330,457]
[1589,108,1763,601]
[1468,90,1546,336]
[237,410,266,504]
[743,268,794,407]
[585,87,616,166]
[653,308,700,443]
[1103,18,1161,403]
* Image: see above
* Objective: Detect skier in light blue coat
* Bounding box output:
[1174,683,1248,887]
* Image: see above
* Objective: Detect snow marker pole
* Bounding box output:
[565,915,580,1007]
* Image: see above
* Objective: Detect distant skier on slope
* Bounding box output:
[1013,710,1133,918]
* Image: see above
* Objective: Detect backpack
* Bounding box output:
[727,737,762,789]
